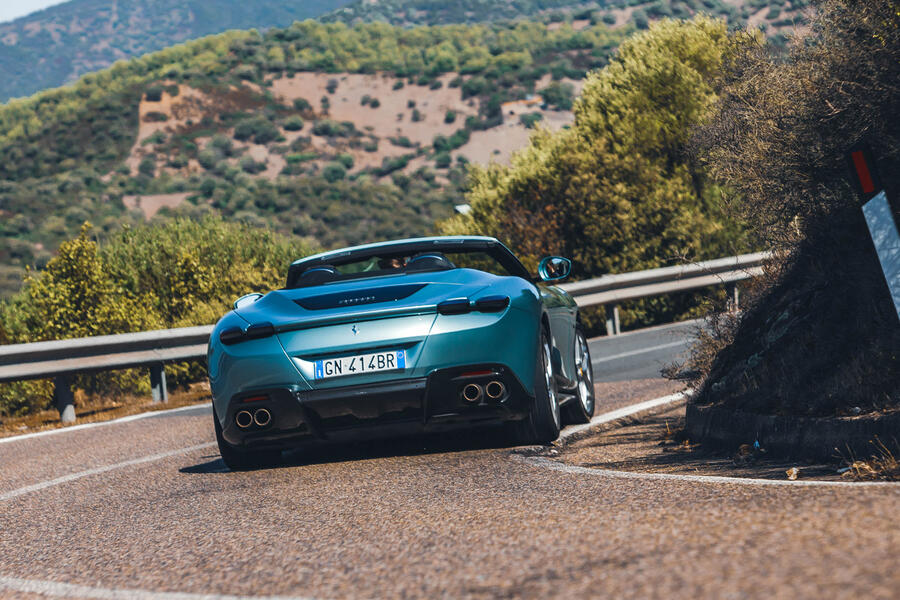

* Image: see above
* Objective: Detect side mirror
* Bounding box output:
[233,293,263,310]
[537,256,572,282]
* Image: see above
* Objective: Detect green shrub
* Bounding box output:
[138,157,156,178]
[145,85,164,102]
[323,162,347,182]
[293,98,311,111]
[444,110,457,124]
[520,112,543,128]
[434,152,452,168]
[337,153,354,169]
[233,116,280,144]
[283,116,305,131]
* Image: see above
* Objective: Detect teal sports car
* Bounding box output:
[208,236,594,469]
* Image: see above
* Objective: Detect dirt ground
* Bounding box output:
[552,405,869,481]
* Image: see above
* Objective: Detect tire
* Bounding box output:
[214,407,281,471]
[511,327,561,445]
[562,327,595,424]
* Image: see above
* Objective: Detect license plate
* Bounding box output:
[314,350,406,380]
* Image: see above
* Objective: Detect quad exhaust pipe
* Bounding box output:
[462,383,483,403]
[235,408,272,428]
[253,408,272,427]
[485,380,506,400]
[235,410,253,429]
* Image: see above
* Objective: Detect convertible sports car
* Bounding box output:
[208,236,594,469]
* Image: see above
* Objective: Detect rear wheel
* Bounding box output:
[214,407,281,471]
[511,328,561,445]
[562,328,595,424]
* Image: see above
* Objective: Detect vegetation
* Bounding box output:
[678,0,900,417]
[0,18,630,298]
[323,0,808,47]
[439,16,751,329]
[0,0,354,103]
[0,217,316,417]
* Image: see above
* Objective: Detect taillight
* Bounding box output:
[219,322,275,345]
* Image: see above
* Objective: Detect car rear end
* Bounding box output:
[209,269,541,451]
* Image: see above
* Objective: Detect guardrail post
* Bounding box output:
[150,364,168,404]
[605,304,621,336]
[53,375,76,424]
[727,283,740,312]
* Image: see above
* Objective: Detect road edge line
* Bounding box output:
[0,402,210,446]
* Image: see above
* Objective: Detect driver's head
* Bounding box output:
[378,256,406,269]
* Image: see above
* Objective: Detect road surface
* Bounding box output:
[1,324,897,599]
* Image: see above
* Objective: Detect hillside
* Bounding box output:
[0,19,627,297]
[325,0,810,45]
[0,0,352,103]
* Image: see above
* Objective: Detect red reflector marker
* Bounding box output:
[460,370,494,378]
[241,395,268,403]
[851,150,876,194]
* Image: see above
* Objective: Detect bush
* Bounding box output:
[233,116,280,144]
[520,112,543,129]
[683,0,900,416]
[337,153,354,169]
[392,80,405,90]
[370,98,381,108]
[282,115,304,131]
[444,110,457,124]
[145,85,164,102]
[138,157,156,178]
[438,17,748,329]
[239,156,266,174]
[323,162,347,182]
[540,82,575,110]
[326,78,339,94]
[293,98,311,111]
[434,152,452,168]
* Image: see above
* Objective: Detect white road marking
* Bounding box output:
[537,393,900,489]
[591,340,689,364]
[559,392,686,440]
[518,455,900,488]
[0,575,314,600]
[0,403,210,446]
[0,442,216,502]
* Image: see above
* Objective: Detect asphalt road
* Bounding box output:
[589,320,698,382]
[1,325,898,599]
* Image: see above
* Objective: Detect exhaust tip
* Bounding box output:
[462,383,483,403]
[485,381,506,400]
[254,408,272,427]
[235,410,253,429]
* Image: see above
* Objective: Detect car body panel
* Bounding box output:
[208,236,581,449]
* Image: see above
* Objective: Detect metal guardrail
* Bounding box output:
[559,252,770,336]
[0,326,212,423]
[0,252,769,423]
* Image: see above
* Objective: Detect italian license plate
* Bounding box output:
[314,349,406,380]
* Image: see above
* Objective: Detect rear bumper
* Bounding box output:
[220,364,531,449]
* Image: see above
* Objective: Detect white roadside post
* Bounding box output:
[850,147,900,321]
[862,191,900,321]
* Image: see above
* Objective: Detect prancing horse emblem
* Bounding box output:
[351,324,359,335]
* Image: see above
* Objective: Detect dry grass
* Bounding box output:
[840,438,900,481]
[0,382,210,440]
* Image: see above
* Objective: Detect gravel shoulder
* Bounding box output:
[553,405,871,482]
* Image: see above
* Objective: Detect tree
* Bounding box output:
[439,17,750,327]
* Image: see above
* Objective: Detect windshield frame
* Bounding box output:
[285,238,532,289]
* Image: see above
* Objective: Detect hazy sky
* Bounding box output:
[0,0,69,24]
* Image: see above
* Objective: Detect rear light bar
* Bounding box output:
[437,296,510,315]
[219,322,275,345]
[241,395,268,403]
